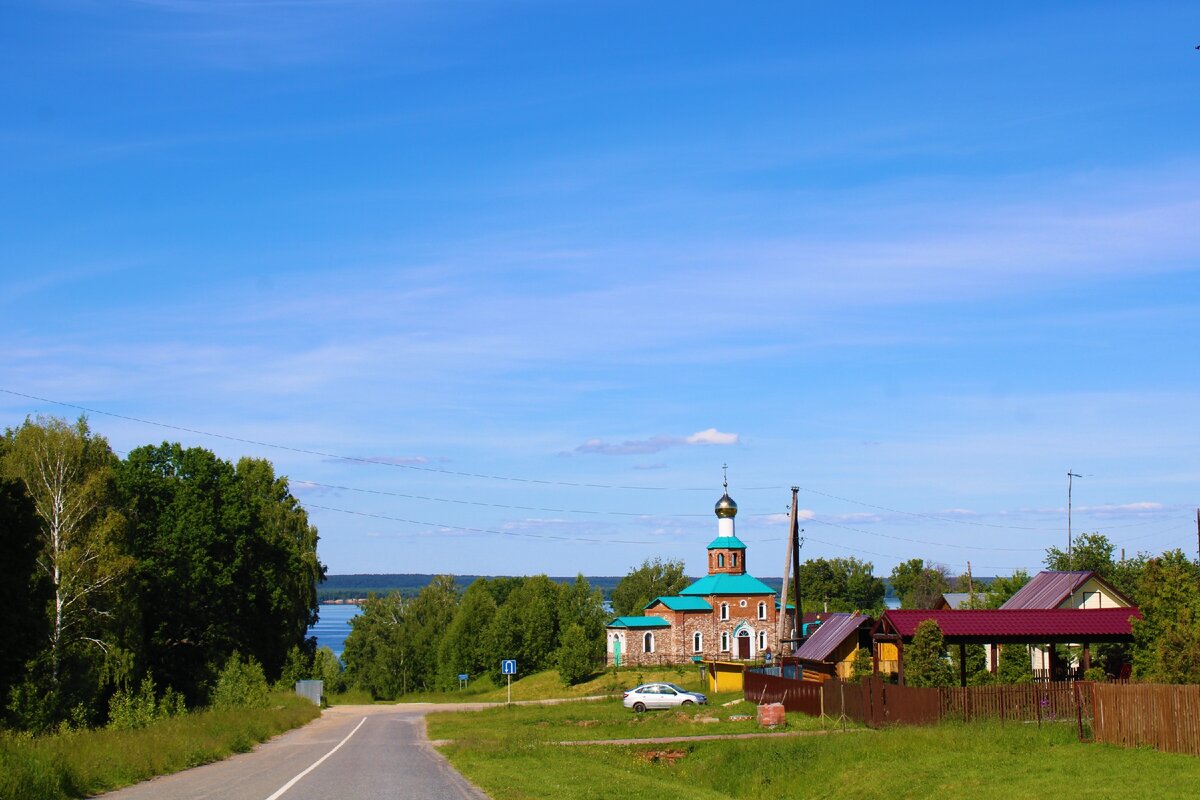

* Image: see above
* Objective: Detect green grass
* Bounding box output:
[0,693,320,800]
[431,707,1200,800]
[376,666,710,705]
[427,692,837,745]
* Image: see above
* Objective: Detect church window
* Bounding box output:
[644,632,655,653]
[720,603,729,620]
[732,553,738,567]
[717,553,725,568]
[758,631,767,650]
[693,632,703,652]
[758,602,767,620]
[720,632,730,651]
[739,599,747,608]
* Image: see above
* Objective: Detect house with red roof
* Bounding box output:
[997,570,1135,675]
[871,606,1142,686]
[793,612,874,681]
[605,482,794,666]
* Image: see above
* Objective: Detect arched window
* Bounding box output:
[717,553,725,568]
[720,602,729,620]
[644,632,655,653]
[720,632,730,652]
[732,553,738,568]
[758,602,767,620]
[693,632,703,652]
[758,631,767,650]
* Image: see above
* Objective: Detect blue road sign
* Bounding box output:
[458,673,469,681]
[501,659,517,675]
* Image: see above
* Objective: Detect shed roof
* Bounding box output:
[794,613,870,662]
[938,592,973,609]
[606,616,670,629]
[875,608,1141,643]
[679,573,776,597]
[646,596,713,613]
[1000,570,1133,609]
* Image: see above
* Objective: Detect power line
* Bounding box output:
[0,387,780,492]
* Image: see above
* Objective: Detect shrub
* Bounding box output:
[211,653,270,710]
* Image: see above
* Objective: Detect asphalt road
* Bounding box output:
[97,703,493,800]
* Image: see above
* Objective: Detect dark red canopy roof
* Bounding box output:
[876,607,1142,644]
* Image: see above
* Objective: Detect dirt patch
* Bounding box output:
[573,719,600,727]
[637,748,687,764]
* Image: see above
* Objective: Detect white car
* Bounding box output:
[622,682,708,712]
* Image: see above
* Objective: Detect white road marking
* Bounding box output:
[264,716,367,800]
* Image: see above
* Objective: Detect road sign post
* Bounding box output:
[501,659,517,704]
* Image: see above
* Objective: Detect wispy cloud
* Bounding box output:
[568,428,740,456]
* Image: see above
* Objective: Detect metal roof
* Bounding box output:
[706,535,748,550]
[939,592,973,609]
[876,608,1142,642]
[1000,571,1093,609]
[679,573,776,597]
[646,596,713,612]
[606,616,671,629]
[794,613,869,662]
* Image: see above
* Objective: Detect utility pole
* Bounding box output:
[966,561,974,597]
[1067,471,1082,569]
[777,496,794,650]
[1195,507,1199,564]
[790,487,803,644]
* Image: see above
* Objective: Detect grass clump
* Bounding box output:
[0,692,318,800]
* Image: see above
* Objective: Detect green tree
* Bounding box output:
[996,643,1034,684]
[889,559,951,609]
[905,619,954,687]
[1130,550,1200,683]
[964,569,1031,609]
[610,558,688,617]
[438,579,498,688]
[556,623,598,686]
[116,443,325,704]
[951,643,992,685]
[0,475,52,722]
[849,647,873,683]
[3,416,130,727]
[342,592,407,699]
[312,646,347,694]
[796,557,885,612]
[1044,532,1114,575]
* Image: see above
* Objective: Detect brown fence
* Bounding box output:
[1088,682,1200,756]
[942,683,1077,723]
[744,675,1078,728]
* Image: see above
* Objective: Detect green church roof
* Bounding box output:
[679,573,776,597]
[645,596,713,612]
[706,535,748,550]
[606,616,671,629]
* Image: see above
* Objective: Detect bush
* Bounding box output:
[556,624,598,686]
[211,653,270,710]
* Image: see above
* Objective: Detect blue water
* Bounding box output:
[307,603,361,657]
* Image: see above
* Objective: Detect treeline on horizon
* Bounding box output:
[0,416,324,734]
[319,572,1001,604]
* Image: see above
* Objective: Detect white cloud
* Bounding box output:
[685,428,740,446]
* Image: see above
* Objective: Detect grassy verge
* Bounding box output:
[0,693,319,800]
[431,707,1200,800]
[428,692,839,744]
[373,666,710,705]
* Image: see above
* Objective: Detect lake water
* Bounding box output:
[307,603,360,657]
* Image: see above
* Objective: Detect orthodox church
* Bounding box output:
[605,480,794,666]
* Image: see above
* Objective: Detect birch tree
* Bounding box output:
[3,416,129,683]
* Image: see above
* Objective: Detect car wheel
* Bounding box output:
[681,699,694,706]
[633,702,646,713]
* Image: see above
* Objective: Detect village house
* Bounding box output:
[605,482,794,666]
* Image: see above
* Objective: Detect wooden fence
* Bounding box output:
[1087,682,1200,757]
[744,674,1077,728]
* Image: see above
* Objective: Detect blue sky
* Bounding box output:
[3,1,1198,579]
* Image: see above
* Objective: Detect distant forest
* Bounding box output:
[318,573,998,602]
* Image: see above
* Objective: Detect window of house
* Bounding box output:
[720,632,730,651]
[693,632,703,652]
[1081,591,1098,608]
[758,602,767,620]
[720,603,729,620]
[644,632,654,653]
[717,553,725,568]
